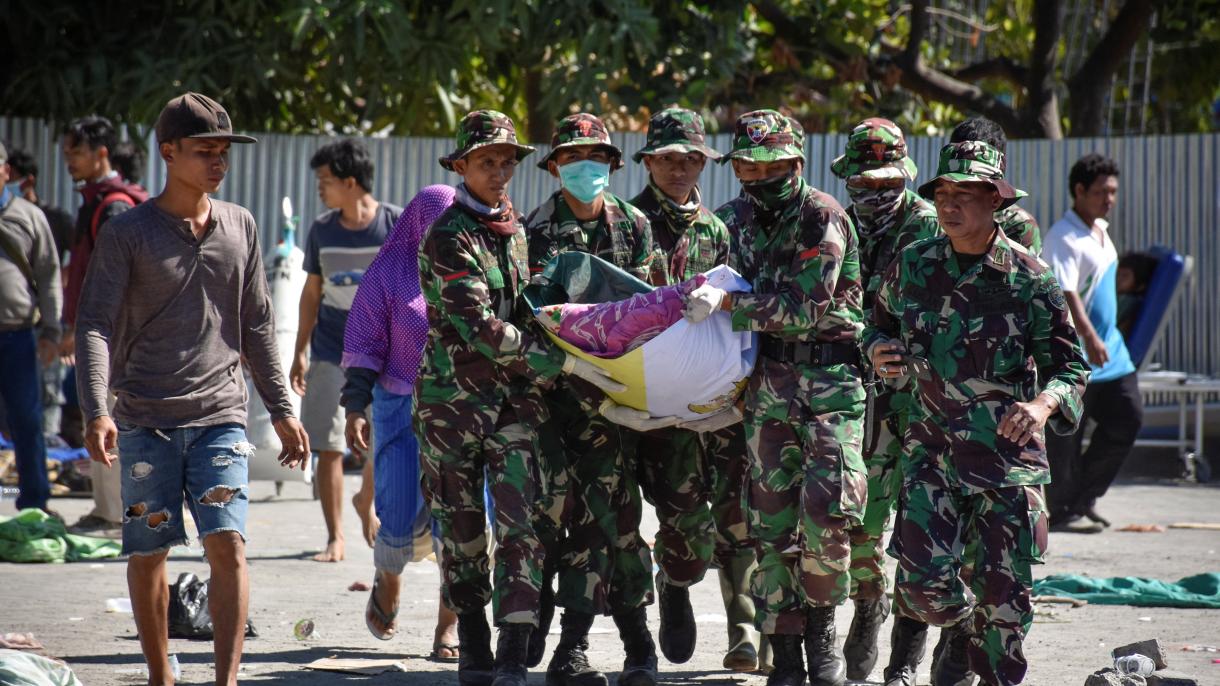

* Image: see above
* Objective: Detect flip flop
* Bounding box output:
[365,573,398,640]
[430,642,460,663]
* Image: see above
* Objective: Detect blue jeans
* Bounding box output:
[372,387,433,574]
[116,422,251,556]
[0,328,49,510]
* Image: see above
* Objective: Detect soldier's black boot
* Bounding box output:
[612,607,658,686]
[930,620,976,686]
[528,574,556,668]
[657,575,696,664]
[491,623,532,686]
[882,616,929,686]
[763,634,807,686]
[804,606,846,686]
[546,611,609,686]
[842,597,890,680]
[458,612,496,686]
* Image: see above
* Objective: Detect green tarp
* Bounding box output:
[0,508,121,563]
[0,650,82,686]
[1033,573,1220,608]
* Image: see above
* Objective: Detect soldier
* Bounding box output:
[523,113,658,686]
[623,107,760,671]
[827,118,940,682]
[949,118,1041,254]
[863,141,1089,686]
[417,110,624,686]
[688,109,867,686]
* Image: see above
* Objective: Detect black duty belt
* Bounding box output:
[759,336,860,367]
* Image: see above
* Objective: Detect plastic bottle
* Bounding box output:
[1114,653,1155,677]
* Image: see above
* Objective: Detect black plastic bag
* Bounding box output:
[167,572,257,639]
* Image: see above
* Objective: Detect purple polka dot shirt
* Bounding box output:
[341,185,456,394]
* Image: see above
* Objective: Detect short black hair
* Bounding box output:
[950,117,1007,153]
[1068,153,1120,198]
[63,115,118,153]
[1119,252,1158,293]
[111,140,146,184]
[310,139,374,192]
[6,148,37,179]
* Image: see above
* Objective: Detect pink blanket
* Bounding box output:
[537,276,706,358]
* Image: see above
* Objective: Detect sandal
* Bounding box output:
[429,642,460,663]
[365,573,398,640]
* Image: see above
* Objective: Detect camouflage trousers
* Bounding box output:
[744,358,867,635]
[848,387,908,600]
[416,395,546,626]
[889,460,1048,686]
[636,427,715,587]
[704,422,756,567]
[538,385,653,615]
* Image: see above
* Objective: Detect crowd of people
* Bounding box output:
[0,90,1153,686]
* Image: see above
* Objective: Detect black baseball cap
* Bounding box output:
[155,92,257,145]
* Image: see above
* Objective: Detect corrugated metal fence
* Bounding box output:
[4,116,1216,377]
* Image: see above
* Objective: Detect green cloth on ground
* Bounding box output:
[0,650,83,686]
[0,508,121,563]
[1034,573,1220,608]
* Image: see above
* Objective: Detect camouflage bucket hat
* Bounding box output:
[439,110,535,172]
[632,107,721,162]
[830,117,918,181]
[718,109,804,165]
[536,113,624,170]
[917,140,1027,210]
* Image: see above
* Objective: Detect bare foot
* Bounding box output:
[352,493,379,548]
[313,539,345,562]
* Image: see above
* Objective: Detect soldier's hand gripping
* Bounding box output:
[997,395,1057,446]
[869,341,908,379]
[562,354,628,393]
[683,283,728,323]
[599,399,681,432]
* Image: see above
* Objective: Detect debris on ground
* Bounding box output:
[1033,594,1089,607]
[347,580,370,592]
[1167,522,1220,531]
[0,650,82,685]
[1081,638,1204,686]
[1118,524,1167,533]
[304,657,408,674]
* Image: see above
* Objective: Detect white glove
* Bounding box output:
[562,355,627,393]
[676,406,744,433]
[683,284,727,323]
[599,400,682,432]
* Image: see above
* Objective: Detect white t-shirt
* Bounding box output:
[1042,209,1134,382]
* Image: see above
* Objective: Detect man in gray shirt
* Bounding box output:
[0,140,62,514]
[76,93,310,686]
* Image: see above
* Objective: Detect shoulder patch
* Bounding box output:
[1042,278,1067,310]
[799,246,821,260]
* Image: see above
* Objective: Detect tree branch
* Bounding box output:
[951,57,1028,87]
[749,0,852,65]
[1067,0,1157,135]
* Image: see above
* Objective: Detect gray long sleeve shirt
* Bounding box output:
[0,196,62,341]
[75,198,295,428]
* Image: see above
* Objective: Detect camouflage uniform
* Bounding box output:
[417,110,564,626]
[525,113,655,616]
[830,119,942,602]
[996,204,1042,255]
[864,141,1089,686]
[626,108,732,594]
[719,110,868,635]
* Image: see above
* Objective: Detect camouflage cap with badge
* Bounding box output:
[830,117,918,181]
[718,109,804,165]
[917,140,1027,210]
[536,113,624,170]
[439,109,535,172]
[632,107,721,163]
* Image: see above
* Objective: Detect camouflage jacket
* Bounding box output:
[713,192,750,272]
[630,184,730,285]
[728,179,863,345]
[850,188,941,312]
[996,203,1041,255]
[862,230,1090,491]
[416,203,566,422]
[525,190,655,282]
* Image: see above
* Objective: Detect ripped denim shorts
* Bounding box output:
[115,421,251,556]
